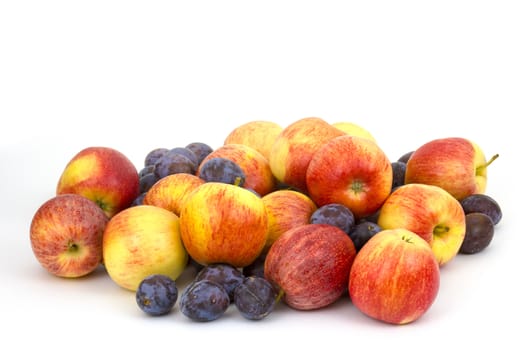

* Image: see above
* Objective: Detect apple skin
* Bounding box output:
[56,146,140,218]
[224,120,283,160]
[143,173,204,216]
[332,121,377,143]
[179,182,269,267]
[405,137,496,200]
[306,135,393,219]
[197,143,276,196]
[261,189,318,252]
[30,194,109,278]
[349,228,440,325]
[264,223,356,310]
[377,183,466,266]
[269,117,346,192]
[102,205,188,291]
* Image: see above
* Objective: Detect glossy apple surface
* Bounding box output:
[223,120,283,160]
[306,135,392,219]
[56,146,140,217]
[261,189,317,252]
[349,228,440,325]
[264,223,356,310]
[179,182,268,267]
[30,194,108,278]
[269,117,345,192]
[405,137,498,200]
[102,205,188,291]
[377,183,466,266]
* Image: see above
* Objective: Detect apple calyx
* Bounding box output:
[476,154,499,176]
[433,224,450,237]
[67,240,79,253]
[401,235,414,244]
[350,180,364,194]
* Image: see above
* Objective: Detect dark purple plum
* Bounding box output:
[398,151,414,164]
[234,276,279,320]
[145,148,169,167]
[460,194,502,225]
[459,213,495,254]
[198,157,246,186]
[194,263,245,301]
[391,161,406,190]
[136,274,178,316]
[154,152,196,179]
[310,203,355,234]
[179,280,230,322]
[349,220,382,251]
[186,142,214,166]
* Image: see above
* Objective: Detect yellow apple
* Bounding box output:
[261,189,317,252]
[143,173,204,216]
[223,120,283,160]
[102,205,188,291]
[332,121,377,143]
[179,182,268,267]
[377,183,466,266]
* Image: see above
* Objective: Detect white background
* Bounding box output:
[1,1,524,349]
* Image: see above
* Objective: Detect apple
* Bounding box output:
[349,228,440,325]
[179,182,268,267]
[405,137,499,200]
[332,121,377,143]
[197,143,276,196]
[377,183,466,266]
[102,205,188,291]
[223,120,283,160]
[56,146,140,218]
[264,223,356,310]
[306,135,392,219]
[30,194,108,278]
[261,189,317,252]
[143,173,204,216]
[269,117,346,192]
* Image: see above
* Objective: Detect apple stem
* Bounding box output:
[67,240,79,253]
[233,177,243,187]
[477,154,499,173]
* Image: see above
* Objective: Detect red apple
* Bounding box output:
[103,205,188,291]
[261,189,318,252]
[269,117,346,192]
[197,143,276,196]
[306,135,392,219]
[30,194,108,278]
[223,120,283,160]
[264,223,356,310]
[349,228,440,325]
[143,173,204,216]
[179,182,269,267]
[56,146,140,218]
[377,183,466,266]
[405,137,499,200]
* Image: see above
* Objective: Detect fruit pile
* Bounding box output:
[29,117,502,325]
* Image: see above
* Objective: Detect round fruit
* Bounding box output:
[179,280,230,322]
[136,274,178,316]
[185,142,214,166]
[194,263,245,301]
[198,157,246,186]
[234,276,279,320]
[459,213,495,254]
[460,194,502,225]
[349,220,382,252]
[391,161,407,190]
[309,203,355,234]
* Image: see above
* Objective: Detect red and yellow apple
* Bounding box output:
[269,117,346,192]
[377,183,466,266]
[349,228,440,325]
[306,135,392,219]
[261,189,317,252]
[197,143,276,196]
[143,173,204,216]
[224,120,283,160]
[179,182,268,267]
[264,223,356,310]
[56,146,140,218]
[405,137,499,200]
[332,121,377,143]
[30,194,108,278]
[102,205,188,291]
